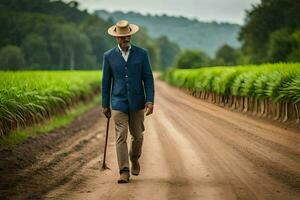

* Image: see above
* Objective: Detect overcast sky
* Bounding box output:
[67,0,261,24]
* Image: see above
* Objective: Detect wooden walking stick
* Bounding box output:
[101,116,111,170]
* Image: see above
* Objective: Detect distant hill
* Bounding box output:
[95,10,241,56]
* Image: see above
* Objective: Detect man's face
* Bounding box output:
[116,35,131,49]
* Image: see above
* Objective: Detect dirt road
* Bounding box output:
[1,78,299,200]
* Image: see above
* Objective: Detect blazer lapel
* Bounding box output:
[114,46,126,65]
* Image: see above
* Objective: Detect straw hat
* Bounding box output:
[107,20,139,37]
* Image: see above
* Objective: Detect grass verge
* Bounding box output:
[0,95,101,146]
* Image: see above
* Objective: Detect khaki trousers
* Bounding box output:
[112,109,145,174]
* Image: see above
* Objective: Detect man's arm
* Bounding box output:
[101,53,112,118]
[142,50,155,115]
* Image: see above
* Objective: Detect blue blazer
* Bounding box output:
[101,45,155,113]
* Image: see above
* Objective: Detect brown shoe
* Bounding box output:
[118,172,129,184]
[131,160,140,176]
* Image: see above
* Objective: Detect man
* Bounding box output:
[102,20,155,184]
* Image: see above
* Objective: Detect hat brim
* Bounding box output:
[107,24,139,37]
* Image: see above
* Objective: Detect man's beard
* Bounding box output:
[123,42,130,48]
[121,41,130,50]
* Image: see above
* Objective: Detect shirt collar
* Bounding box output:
[118,44,131,53]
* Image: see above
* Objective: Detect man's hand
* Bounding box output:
[144,103,154,116]
[102,107,111,118]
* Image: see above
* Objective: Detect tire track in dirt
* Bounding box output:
[153,109,238,199]
[152,113,204,199]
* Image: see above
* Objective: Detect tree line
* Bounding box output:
[1,0,298,71]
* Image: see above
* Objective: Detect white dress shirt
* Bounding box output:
[118,44,131,62]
